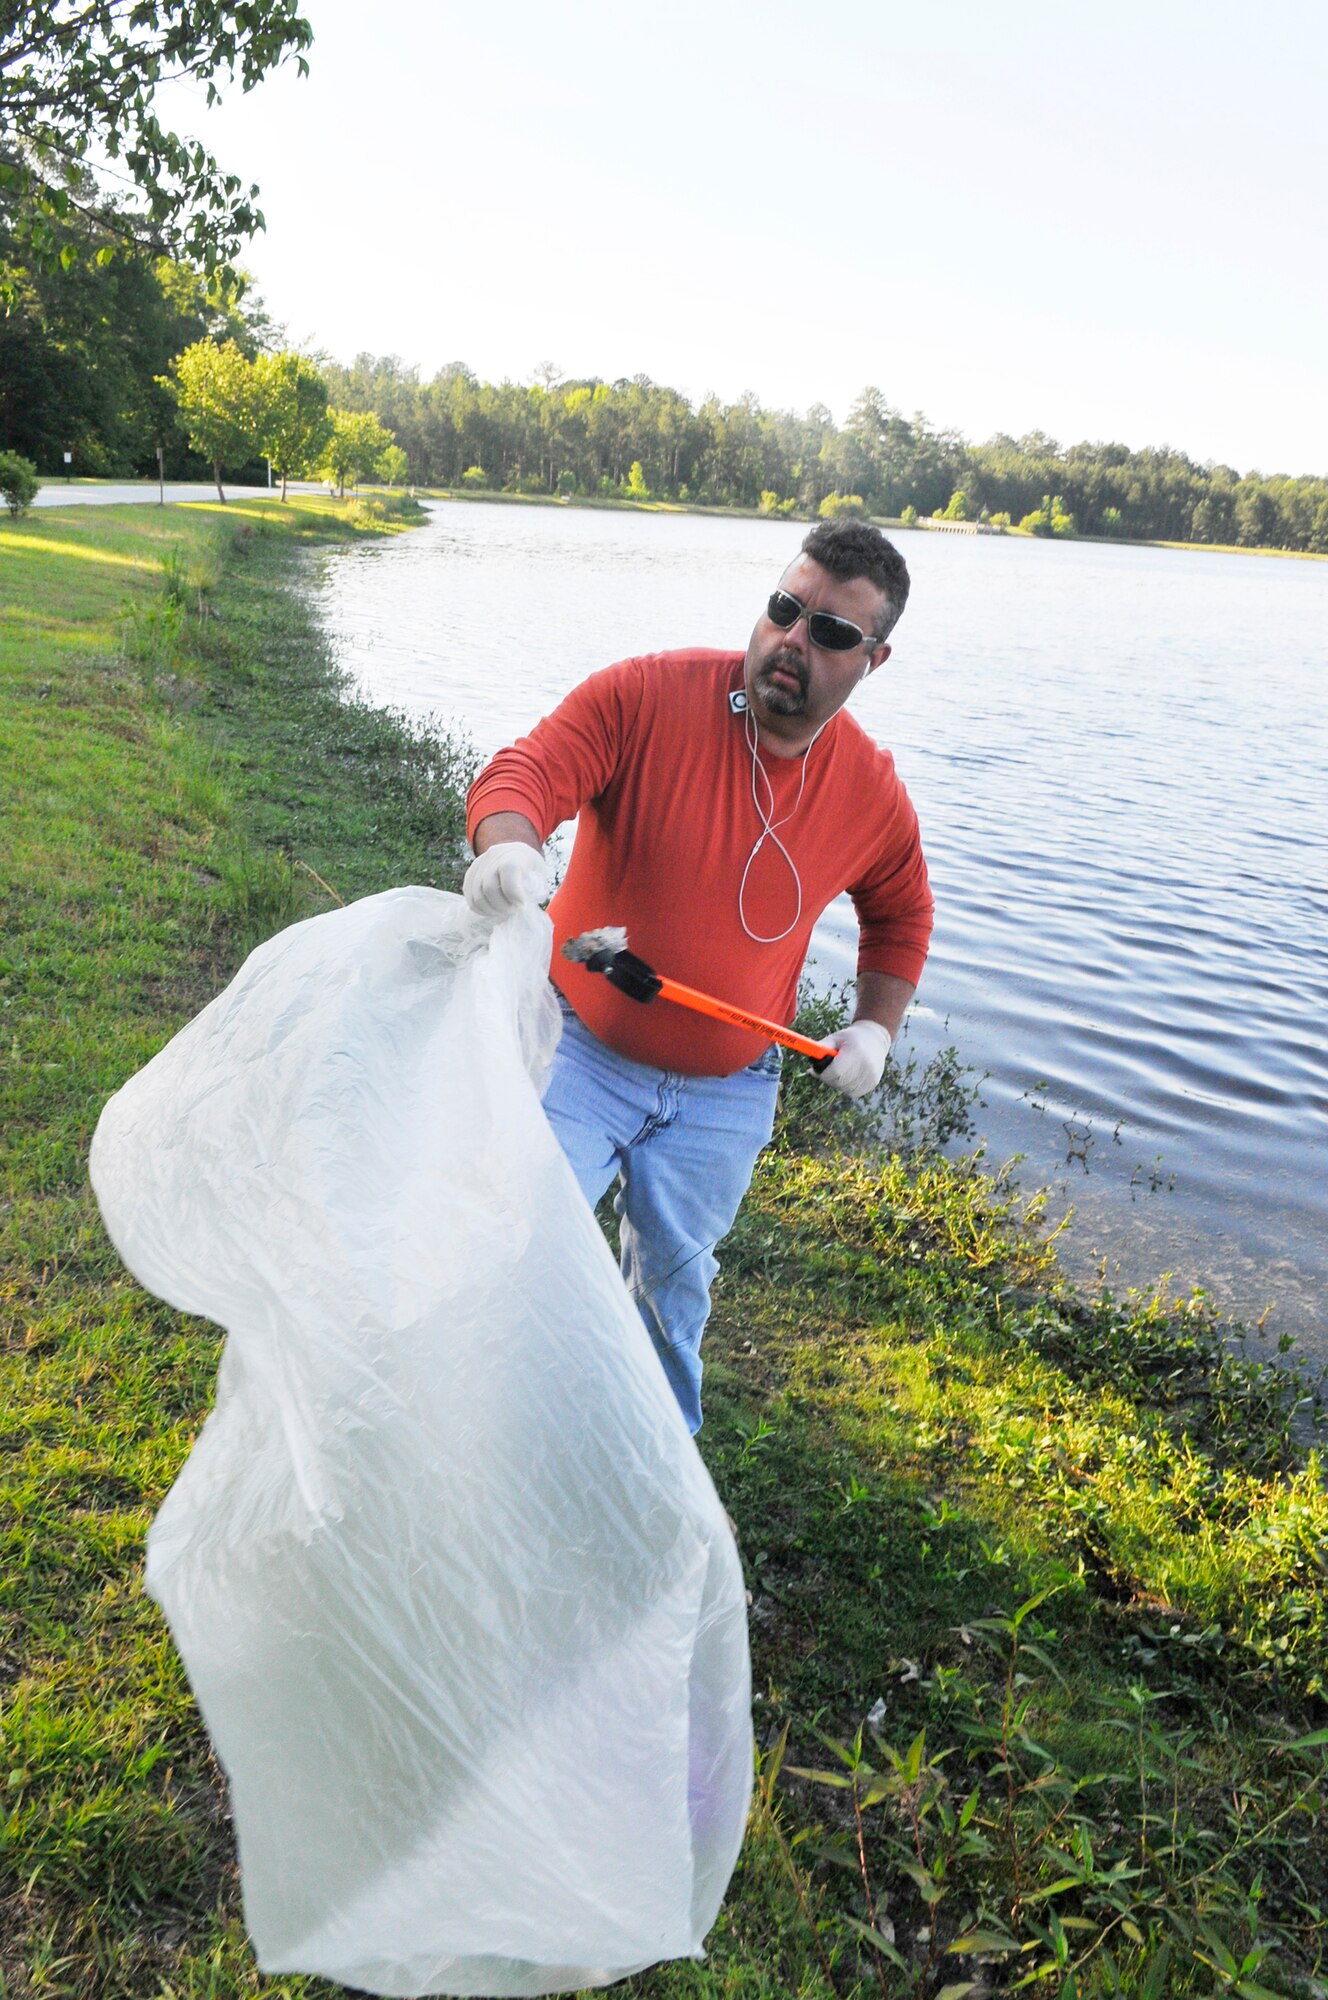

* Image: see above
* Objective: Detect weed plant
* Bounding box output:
[2,499,1326,1998]
[774,980,984,1161]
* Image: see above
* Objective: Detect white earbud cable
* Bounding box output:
[738,707,828,944]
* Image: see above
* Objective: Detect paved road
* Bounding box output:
[32,481,310,507]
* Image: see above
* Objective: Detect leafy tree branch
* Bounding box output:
[0,0,313,291]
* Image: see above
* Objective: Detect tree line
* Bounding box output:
[324,358,1328,553]
[4,4,1325,552]
[3,183,1325,550]
[0,169,284,481]
[164,340,400,502]
[0,197,399,501]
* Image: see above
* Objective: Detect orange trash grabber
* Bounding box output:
[562,928,836,1071]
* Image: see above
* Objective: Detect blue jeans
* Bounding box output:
[542,998,782,1434]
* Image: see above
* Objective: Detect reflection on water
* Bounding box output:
[312,501,1328,1360]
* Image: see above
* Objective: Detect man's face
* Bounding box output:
[743,555,892,746]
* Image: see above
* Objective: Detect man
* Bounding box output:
[463,519,933,1434]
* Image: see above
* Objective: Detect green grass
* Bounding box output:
[1,493,476,1998]
[1144,539,1328,562]
[681,1143,1328,1998]
[2,500,1327,1998]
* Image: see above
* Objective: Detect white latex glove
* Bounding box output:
[462,842,551,920]
[819,1020,892,1097]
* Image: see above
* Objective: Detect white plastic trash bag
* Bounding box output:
[90,887,752,1997]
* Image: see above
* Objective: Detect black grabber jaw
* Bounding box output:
[583,944,663,1004]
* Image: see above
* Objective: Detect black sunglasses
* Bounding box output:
[766,589,876,653]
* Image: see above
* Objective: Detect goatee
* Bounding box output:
[754,649,808,715]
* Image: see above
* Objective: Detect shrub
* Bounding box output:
[460,465,488,488]
[0,450,40,517]
[899,503,918,526]
[818,492,865,520]
[942,488,970,521]
[990,510,1011,529]
[1021,493,1076,537]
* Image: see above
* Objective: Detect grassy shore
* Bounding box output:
[2,499,1327,1999]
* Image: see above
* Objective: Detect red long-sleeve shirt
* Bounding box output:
[466,650,933,1076]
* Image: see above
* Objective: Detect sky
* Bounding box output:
[155,0,1328,476]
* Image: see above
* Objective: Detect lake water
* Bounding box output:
[309,499,1328,1364]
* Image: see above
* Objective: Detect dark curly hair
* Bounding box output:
[800,519,910,638]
